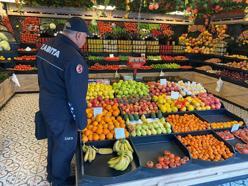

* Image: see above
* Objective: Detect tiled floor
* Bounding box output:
[0,94,49,186]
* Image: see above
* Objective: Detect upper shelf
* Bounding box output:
[6,4,191,25]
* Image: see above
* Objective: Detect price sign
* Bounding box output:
[231,124,240,132]
[109,54,114,58]
[93,107,103,117]
[215,78,224,93]
[114,128,126,139]
[171,91,180,100]
[160,79,167,85]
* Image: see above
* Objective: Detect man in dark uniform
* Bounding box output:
[37,17,89,186]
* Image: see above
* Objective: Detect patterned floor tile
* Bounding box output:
[0,94,48,185]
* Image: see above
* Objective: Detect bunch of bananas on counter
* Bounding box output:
[113,139,133,153]
[108,139,134,171]
[83,144,113,162]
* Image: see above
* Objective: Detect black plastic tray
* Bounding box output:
[195,109,244,123]
[177,130,236,165]
[83,139,140,178]
[130,134,191,169]
[214,129,248,159]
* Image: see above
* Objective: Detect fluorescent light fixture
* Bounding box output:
[167,10,190,16]
[93,5,116,11]
[0,0,16,2]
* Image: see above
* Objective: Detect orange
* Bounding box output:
[104,117,111,123]
[125,130,129,138]
[100,134,105,140]
[107,133,114,140]
[82,136,88,142]
[88,134,93,141]
[117,116,123,122]
[120,123,125,128]
[92,121,98,126]
[113,110,120,117]
[106,105,112,111]
[92,126,98,132]
[108,124,115,130]
[96,115,102,122]
[84,130,91,136]
[96,128,103,135]
[103,124,108,129]
[93,133,99,141]
[106,112,112,117]
[112,105,119,110]
[103,128,110,135]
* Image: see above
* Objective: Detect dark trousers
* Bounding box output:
[46,120,77,186]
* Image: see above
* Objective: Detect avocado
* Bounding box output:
[123,114,129,120]
[157,111,163,119]
[133,114,139,121]
[151,112,156,119]
[129,114,134,121]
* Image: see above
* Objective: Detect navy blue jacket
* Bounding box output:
[37,34,88,130]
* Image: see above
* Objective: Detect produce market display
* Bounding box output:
[0,1,248,185]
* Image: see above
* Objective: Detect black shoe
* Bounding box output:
[65,176,75,186]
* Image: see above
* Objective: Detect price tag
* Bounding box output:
[114,128,126,139]
[141,53,146,57]
[215,78,224,93]
[93,107,102,117]
[109,54,114,58]
[160,79,167,85]
[170,91,180,100]
[231,124,240,132]
[159,70,165,77]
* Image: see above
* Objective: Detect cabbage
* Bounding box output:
[0,33,8,41]
[0,40,11,51]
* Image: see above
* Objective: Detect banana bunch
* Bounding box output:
[108,150,133,171]
[83,144,113,163]
[113,139,133,153]
[83,145,97,162]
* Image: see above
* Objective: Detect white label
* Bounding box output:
[231,124,240,132]
[160,70,165,77]
[93,107,103,117]
[11,73,21,87]
[170,91,180,100]
[160,79,167,85]
[114,128,126,139]
[109,54,114,57]
[215,78,224,93]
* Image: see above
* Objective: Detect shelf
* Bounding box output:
[6,4,191,25]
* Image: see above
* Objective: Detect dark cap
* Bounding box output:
[65,17,89,34]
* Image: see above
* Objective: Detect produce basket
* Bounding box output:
[130,134,191,170]
[103,40,118,53]
[177,130,236,165]
[82,139,140,178]
[118,40,132,53]
[88,39,103,53]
